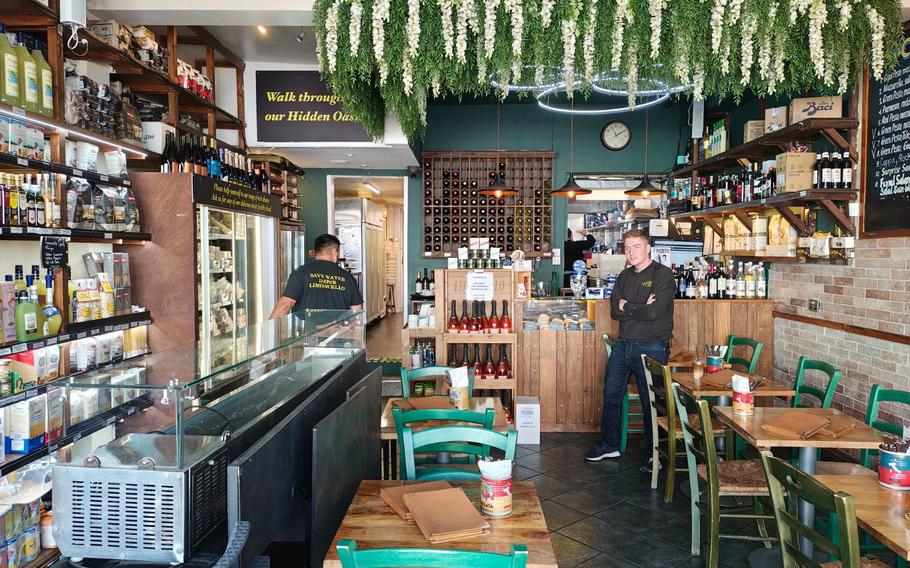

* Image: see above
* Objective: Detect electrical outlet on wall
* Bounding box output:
[808,299,820,312]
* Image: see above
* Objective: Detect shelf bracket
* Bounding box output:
[816,199,856,236]
[820,128,856,161]
[731,210,753,232]
[703,218,725,238]
[736,157,752,168]
[774,205,810,237]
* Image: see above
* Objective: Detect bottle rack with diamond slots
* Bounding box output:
[421,151,555,258]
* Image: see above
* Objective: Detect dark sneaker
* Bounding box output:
[585,444,621,461]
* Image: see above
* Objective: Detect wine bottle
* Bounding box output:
[449,344,459,367]
[484,344,496,380]
[496,345,509,379]
[422,268,430,291]
[414,270,423,294]
[500,300,512,334]
[448,300,459,333]
[479,301,488,333]
[460,300,470,334]
[470,300,480,333]
[488,300,499,334]
[461,344,470,369]
[472,344,484,377]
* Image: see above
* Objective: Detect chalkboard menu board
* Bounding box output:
[863,28,910,236]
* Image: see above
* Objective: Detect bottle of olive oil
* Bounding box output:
[14,34,38,113]
[31,48,53,117]
[0,28,20,107]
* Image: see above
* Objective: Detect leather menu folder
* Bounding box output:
[380,481,453,521]
[761,411,830,439]
[402,488,490,543]
[394,397,455,412]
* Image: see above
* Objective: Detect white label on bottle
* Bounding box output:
[757,279,767,298]
[842,168,852,185]
[24,312,37,333]
[736,280,746,297]
[41,68,53,111]
[4,53,18,97]
[23,60,38,103]
[831,168,841,184]
[746,280,756,298]
[822,168,832,184]
[709,279,718,296]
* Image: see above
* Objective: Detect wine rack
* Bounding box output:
[420,151,555,258]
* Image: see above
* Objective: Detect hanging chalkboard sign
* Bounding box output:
[41,236,68,268]
[862,28,910,236]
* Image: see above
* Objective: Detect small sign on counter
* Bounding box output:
[41,236,69,269]
[465,271,494,301]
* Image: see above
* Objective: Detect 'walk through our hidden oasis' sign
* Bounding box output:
[255,70,372,143]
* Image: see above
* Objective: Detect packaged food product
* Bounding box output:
[75,338,97,372]
[65,177,93,229]
[5,535,20,568]
[110,331,124,363]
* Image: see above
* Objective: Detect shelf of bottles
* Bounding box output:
[160,133,264,190]
[671,260,769,301]
[421,152,554,258]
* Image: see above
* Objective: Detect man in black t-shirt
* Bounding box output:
[269,234,364,318]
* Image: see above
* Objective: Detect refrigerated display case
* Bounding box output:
[335,198,386,323]
[279,223,306,292]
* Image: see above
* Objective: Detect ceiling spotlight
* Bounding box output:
[257,25,267,35]
[364,182,381,195]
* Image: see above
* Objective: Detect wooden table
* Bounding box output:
[814,475,910,561]
[323,480,557,568]
[380,397,508,479]
[673,371,795,400]
[713,407,883,557]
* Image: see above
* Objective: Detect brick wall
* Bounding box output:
[769,236,910,426]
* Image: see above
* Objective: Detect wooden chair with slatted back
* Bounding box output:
[724,335,764,374]
[792,356,841,409]
[401,425,518,482]
[392,406,496,479]
[400,366,475,398]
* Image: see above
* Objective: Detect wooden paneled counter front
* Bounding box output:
[515,299,774,433]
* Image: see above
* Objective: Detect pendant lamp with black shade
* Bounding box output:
[625,110,666,198]
[551,99,591,199]
[479,104,519,198]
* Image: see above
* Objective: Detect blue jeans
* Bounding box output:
[600,338,670,452]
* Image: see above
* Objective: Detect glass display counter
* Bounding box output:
[51,310,365,563]
[519,298,595,329]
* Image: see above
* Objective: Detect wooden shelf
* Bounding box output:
[670,189,858,236]
[444,333,517,344]
[473,378,517,390]
[403,327,438,338]
[0,0,57,26]
[0,150,137,187]
[0,225,151,244]
[716,251,802,262]
[671,118,859,177]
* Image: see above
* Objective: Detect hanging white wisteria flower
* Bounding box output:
[371,0,391,84]
[727,0,744,26]
[692,63,705,101]
[349,0,362,58]
[740,11,756,85]
[417,88,428,126]
[540,0,555,28]
[483,0,502,57]
[611,0,632,70]
[710,0,727,54]
[467,0,480,32]
[627,50,638,108]
[649,0,668,59]
[720,38,731,75]
[808,0,827,79]
[505,0,525,82]
[534,63,544,87]
[673,37,689,85]
[583,0,598,82]
[837,51,849,93]
[477,43,488,85]
[455,0,470,63]
[838,0,854,30]
[789,0,812,24]
[769,38,786,93]
[431,73,442,97]
[402,0,421,95]
[823,52,834,85]
[324,0,340,72]
[438,0,455,58]
[757,1,777,81]
[868,7,886,79]
[562,12,578,96]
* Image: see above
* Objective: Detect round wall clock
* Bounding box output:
[600,121,632,151]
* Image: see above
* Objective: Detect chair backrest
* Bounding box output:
[671,383,720,495]
[792,356,842,408]
[337,539,529,568]
[401,425,518,481]
[760,452,862,568]
[400,366,475,398]
[641,355,675,447]
[725,335,764,374]
[602,335,614,358]
[861,384,910,467]
[392,406,496,475]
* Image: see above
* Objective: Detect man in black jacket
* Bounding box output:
[563,228,596,287]
[586,229,675,463]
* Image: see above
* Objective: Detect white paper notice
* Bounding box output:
[465,271,495,301]
[552,248,561,265]
[649,219,669,237]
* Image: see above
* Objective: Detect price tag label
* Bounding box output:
[73,432,82,442]
[11,106,25,116]
[5,393,24,405]
[123,180,130,186]
[107,416,117,425]
[32,340,44,349]
[49,443,58,453]
[77,332,87,339]
[141,320,150,326]
[10,227,22,234]
[0,348,10,357]
[12,343,27,353]
[104,233,113,239]
[46,337,57,346]
[127,406,136,415]
[33,227,50,235]
[73,169,83,177]
[116,324,127,331]
[100,175,109,182]
[26,388,40,399]
[104,325,114,332]
[16,157,27,166]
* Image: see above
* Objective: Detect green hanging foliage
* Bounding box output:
[313,0,904,142]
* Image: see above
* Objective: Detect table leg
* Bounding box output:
[797,447,818,557]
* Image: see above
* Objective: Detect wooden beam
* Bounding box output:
[731,210,753,232]
[703,218,725,238]
[773,310,910,347]
[177,36,208,46]
[166,26,178,126]
[774,206,810,237]
[206,46,216,136]
[236,66,246,150]
[817,199,856,236]
[188,26,245,70]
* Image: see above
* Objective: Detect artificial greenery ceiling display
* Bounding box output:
[313,0,903,141]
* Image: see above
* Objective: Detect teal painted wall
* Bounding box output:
[412,100,689,294]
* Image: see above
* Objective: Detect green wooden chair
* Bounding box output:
[724,335,763,374]
[401,425,518,482]
[792,356,841,408]
[336,539,529,568]
[603,334,643,454]
[400,366,475,398]
[392,406,496,480]
[671,384,774,565]
[759,451,890,568]
[642,355,728,504]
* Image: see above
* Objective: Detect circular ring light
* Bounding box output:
[536,85,670,115]
[489,65,573,93]
[592,71,691,96]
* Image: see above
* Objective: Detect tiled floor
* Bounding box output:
[515,432,898,568]
[366,312,403,358]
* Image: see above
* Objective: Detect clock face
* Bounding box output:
[601,121,632,151]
